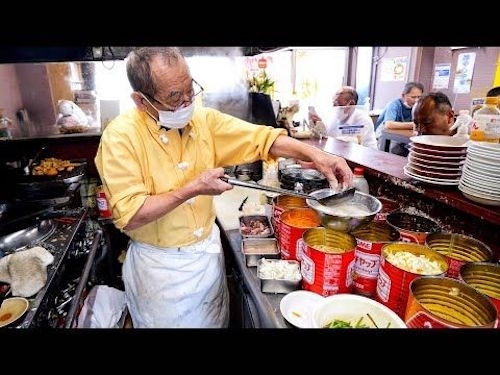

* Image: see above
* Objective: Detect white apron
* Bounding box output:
[122,224,229,328]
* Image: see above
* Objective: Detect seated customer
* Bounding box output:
[412,92,456,136]
[375,81,424,156]
[308,86,378,148]
[486,86,500,97]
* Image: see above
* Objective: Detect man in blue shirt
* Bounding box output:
[375,81,424,156]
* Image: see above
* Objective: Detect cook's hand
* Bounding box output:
[188,167,233,196]
[298,154,353,191]
[309,113,322,125]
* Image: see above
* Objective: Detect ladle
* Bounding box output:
[220,177,355,206]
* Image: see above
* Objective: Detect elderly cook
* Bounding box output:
[94,47,353,328]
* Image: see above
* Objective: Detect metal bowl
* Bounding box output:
[306,189,382,232]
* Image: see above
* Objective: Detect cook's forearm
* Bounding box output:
[269,135,321,162]
[124,186,196,231]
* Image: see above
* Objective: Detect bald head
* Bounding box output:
[413,92,455,135]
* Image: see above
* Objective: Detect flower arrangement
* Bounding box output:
[247,69,275,96]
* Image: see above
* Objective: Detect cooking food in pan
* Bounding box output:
[31,158,82,176]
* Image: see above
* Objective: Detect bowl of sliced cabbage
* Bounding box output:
[311,293,407,329]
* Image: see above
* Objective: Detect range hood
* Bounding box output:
[0,47,285,64]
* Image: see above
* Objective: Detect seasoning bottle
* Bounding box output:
[470,96,500,143]
[96,185,113,219]
[0,109,13,139]
[352,167,369,194]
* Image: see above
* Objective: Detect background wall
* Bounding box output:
[371,46,500,113]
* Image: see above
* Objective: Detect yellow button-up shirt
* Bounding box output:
[95,105,286,248]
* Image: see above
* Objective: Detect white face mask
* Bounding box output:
[142,94,195,129]
[157,102,195,129]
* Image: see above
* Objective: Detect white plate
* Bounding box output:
[409,158,463,172]
[410,149,467,162]
[459,177,500,197]
[466,148,500,161]
[403,166,460,186]
[280,290,324,328]
[461,167,500,185]
[409,153,465,167]
[410,135,470,148]
[410,144,467,156]
[458,184,500,206]
[463,160,500,176]
[468,141,500,153]
[407,163,463,178]
[466,154,500,169]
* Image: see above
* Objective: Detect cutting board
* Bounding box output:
[214,186,265,231]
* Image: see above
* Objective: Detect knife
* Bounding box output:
[238,196,249,211]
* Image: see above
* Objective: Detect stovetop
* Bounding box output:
[1,207,103,328]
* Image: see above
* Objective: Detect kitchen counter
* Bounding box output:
[214,135,500,328]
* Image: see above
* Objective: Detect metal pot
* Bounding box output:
[307,190,382,232]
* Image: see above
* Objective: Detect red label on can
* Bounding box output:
[271,204,285,240]
[445,258,465,279]
[399,231,423,244]
[352,247,381,297]
[301,246,355,297]
[375,258,420,319]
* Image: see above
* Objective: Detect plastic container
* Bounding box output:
[352,167,369,194]
[470,96,500,143]
[452,109,472,137]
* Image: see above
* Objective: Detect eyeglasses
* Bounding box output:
[407,95,422,100]
[143,78,204,112]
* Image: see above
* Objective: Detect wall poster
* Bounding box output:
[453,52,476,94]
[432,63,451,90]
[380,56,407,82]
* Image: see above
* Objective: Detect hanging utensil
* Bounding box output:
[23,144,47,175]
[220,177,355,206]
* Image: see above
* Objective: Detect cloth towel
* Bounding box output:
[0,246,54,297]
[76,285,127,328]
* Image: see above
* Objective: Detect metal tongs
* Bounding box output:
[220,177,355,206]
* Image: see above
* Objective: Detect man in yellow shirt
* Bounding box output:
[95,47,353,328]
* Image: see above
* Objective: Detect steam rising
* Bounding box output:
[185,47,249,120]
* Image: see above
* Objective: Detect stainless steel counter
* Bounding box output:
[223,228,288,328]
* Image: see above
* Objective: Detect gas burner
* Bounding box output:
[0,219,56,254]
[279,168,329,194]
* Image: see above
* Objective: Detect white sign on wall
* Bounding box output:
[432,63,451,90]
[380,57,407,82]
[453,52,476,94]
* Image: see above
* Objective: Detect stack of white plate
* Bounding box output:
[404,135,469,186]
[458,141,500,206]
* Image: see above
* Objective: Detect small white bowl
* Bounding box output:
[0,297,29,328]
[311,294,407,329]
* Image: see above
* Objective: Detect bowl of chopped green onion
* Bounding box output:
[311,293,407,329]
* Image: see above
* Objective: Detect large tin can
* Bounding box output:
[459,262,500,329]
[351,221,400,298]
[405,276,497,328]
[271,195,308,241]
[301,227,357,296]
[426,233,493,279]
[373,197,401,223]
[375,242,448,318]
[279,208,321,261]
[386,211,440,244]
